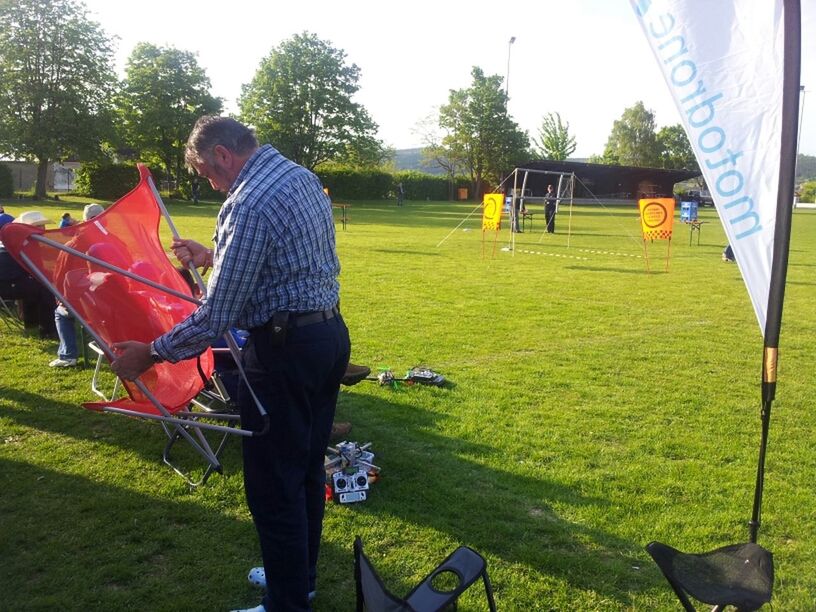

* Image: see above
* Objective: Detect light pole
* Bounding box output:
[796,85,806,167]
[505,36,516,104]
[793,85,806,207]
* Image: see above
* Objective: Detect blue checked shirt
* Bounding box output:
[154,145,340,362]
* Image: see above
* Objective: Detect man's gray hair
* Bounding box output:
[185,116,259,168]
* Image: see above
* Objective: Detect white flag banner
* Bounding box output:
[632,0,785,333]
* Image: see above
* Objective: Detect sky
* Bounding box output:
[82,0,815,158]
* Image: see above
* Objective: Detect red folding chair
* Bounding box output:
[0,165,268,485]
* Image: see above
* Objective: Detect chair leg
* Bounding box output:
[162,423,229,487]
[482,571,498,612]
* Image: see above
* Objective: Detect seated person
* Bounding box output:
[2,212,57,337]
[50,203,106,367]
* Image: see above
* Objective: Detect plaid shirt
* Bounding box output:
[154,145,340,362]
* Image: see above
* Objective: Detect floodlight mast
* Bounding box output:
[505,36,516,104]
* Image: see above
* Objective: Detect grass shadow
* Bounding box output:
[332,389,663,606]
[0,457,352,610]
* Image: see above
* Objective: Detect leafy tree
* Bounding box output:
[439,67,529,198]
[797,153,816,182]
[239,32,382,171]
[799,180,816,203]
[116,43,222,188]
[415,111,463,200]
[602,101,661,167]
[656,124,698,170]
[533,112,577,160]
[0,163,13,197]
[0,0,117,198]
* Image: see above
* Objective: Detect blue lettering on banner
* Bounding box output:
[638,6,762,240]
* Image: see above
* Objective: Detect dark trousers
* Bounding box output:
[239,312,350,612]
[545,203,556,233]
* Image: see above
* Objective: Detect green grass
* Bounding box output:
[2,194,816,610]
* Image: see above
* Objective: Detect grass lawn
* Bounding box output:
[1,194,815,610]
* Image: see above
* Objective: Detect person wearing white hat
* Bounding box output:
[14,210,52,227]
[83,203,104,221]
[49,204,105,367]
[3,212,56,336]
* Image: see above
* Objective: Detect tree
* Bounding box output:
[796,153,816,182]
[656,124,698,170]
[0,0,117,198]
[533,112,577,160]
[438,67,529,198]
[415,111,463,200]
[239,32,382,171]
[116,43,222,188]
[602,101,661,167]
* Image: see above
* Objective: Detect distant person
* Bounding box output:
[544,184,557,233]
[510,191,522,233]
[722,244,736,263]
[59,212,76,228]
[191,176,201,204]
[396,182,405,207]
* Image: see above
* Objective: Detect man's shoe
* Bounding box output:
[341,363,370,386]
[230,605,266,612]
[49,358,77,367]
[330,422,352,441]
[247,566,316,601]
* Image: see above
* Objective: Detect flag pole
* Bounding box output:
[749,0,800,544]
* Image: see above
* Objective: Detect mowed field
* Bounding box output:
[1,195,815,610]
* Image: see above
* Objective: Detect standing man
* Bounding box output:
[544,184,557,233]
[396,181,405,206]
[111,116,350,612]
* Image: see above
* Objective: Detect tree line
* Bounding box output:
[0,0,704,201]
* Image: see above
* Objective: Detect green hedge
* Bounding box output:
[0,163,13,198]
[316,167,470,201]
[75,163,141,200]
[392,170,471,201]
[75,162,472,203]
[316,168,392,200]
[74,163,218,203]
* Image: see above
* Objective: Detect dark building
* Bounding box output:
[511,160,700,203]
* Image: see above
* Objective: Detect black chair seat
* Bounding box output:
[646,541,773,611]
[355,536,497,612]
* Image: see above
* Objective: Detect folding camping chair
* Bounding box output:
[0,292,22,331]
[354,536,497,612]
[645,541,773,611]
[0,164,269,486]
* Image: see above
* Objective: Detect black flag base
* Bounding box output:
[645,541,773,611]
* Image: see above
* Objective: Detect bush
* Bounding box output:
[75,163,141,200]
[315,166,470,201]
[393,170,470,201]
[0,163,13,198]
[316,167,393,200]
[800,180,816,204]
[176,174,221,202]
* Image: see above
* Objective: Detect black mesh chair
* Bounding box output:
[645,541,773,611]
[354,536,497,612]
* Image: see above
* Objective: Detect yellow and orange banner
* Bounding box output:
[482,194,504,231]
[638,198,675,241]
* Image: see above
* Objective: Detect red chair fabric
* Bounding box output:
[0,165,213,414]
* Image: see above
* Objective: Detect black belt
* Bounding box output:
[252,307,338,335]
[289,307,338,327]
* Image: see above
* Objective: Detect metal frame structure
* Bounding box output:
[10,166,269,485]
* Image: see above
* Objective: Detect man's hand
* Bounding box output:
[171,238,210,268]
[110,341,153,381]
